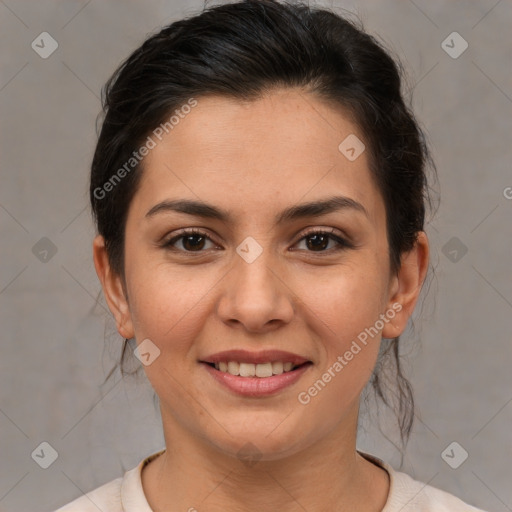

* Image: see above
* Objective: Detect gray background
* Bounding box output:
[1,0,511,511]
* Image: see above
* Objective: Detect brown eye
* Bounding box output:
[163,229,216,252]
[305,233,330,251]
[181,234,207,251]
[294,230,351,252]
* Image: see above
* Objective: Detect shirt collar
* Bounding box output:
[120,448,395,511]
[121,449,165,511]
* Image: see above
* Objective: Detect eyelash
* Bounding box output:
[162,228,352,254]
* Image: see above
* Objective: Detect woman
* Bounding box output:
[56,0,487,510]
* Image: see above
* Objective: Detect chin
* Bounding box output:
[209,425,308,463]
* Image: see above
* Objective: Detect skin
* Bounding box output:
[93,88,429,512]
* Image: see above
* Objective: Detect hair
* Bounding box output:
[90,0,438,455]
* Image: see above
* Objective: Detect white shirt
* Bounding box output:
[55,449,487,511]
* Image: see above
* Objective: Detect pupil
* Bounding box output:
[307,234,328,251]
[184,235,205,251]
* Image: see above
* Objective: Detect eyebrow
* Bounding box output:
[145,195,369,224]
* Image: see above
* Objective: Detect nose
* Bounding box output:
[216,244,294,333]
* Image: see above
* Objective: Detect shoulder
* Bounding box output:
[53,477,123,511]
[53,449,165,512]
[357,450,488,512]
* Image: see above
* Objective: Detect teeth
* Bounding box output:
[213,361,301,377]
[227,361,240,375]
[255,362,273,377]
[239,362,256,377]
[271,361,283,375]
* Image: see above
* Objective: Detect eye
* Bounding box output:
[293,228,352,253]
[163,228,218,252]
[162,227,352,254]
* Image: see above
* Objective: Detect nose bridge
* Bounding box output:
[217,233,294,330]
[233,234,280,298]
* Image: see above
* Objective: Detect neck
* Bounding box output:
[141,405,390,512]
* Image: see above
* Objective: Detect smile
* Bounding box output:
[200,349,313,396]
[201,361,313,397]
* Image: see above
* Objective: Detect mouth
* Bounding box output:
[198,349,313,397]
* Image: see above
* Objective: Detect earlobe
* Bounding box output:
[381,231,429,339]
[92,234,134,339]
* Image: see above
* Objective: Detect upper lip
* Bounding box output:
[200,349,311,365]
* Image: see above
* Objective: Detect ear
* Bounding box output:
[92,234,134,339]
[381,231,429,339]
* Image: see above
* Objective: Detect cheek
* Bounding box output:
[300,260,388,344]
[126,261,217,354]
[125,267,210,401]
[295,272,385,422]
[296,261,387,395]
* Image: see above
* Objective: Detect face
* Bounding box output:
[95,88,423,462]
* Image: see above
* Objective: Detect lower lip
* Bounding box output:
[201,362,312,397]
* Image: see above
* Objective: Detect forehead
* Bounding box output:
[131,88,384,226]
